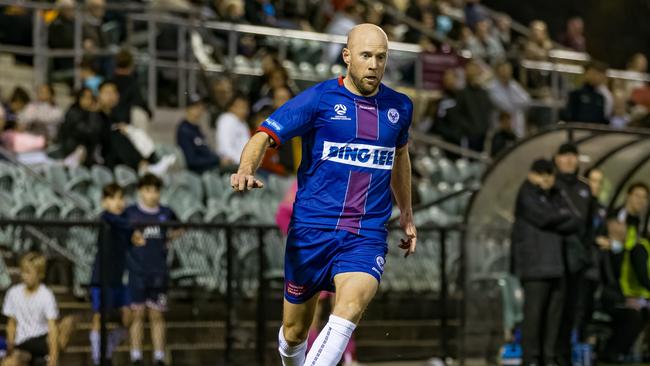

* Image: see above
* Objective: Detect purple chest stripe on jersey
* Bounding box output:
[336,171,372,234]
[355,99,379,141]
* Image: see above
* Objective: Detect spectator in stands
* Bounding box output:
[89,183,140,366]
[563,61,610,124]
[431,69,465,157]
[110,49,152,127]
[487,61,531,137]
[610,93,631,128]
[490,111,517,157]
[97,81,174,174]
[465,19,505,65]
[253,85,293,113]
[83,0,107,52]
[602,183,650,363]
[493,14,513,52]
[125,174,179,366]
[464,0,489,31]
[48,0,76,73]
[324,3,364,64]
[624,53,648,97]
[56,88,102,166]
[19,84,64,141]
[3,87,30,131]
[208,77,234,128]
[559,16,586,53]
[176,94,220,174]
[244,0,276,26]
[512,159,579,366]
[2,252,75,366]
[456,61,494,152]
[523,20,553,61]
[404,0,435,44]
[80,56,104,95]
[216,94,251,166]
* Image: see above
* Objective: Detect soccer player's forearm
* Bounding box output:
[237,132,271,175]
[391,147,413,216]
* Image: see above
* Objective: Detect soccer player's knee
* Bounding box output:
[282,320,310,344]
[132,307,145,320]
[333,299,365,321]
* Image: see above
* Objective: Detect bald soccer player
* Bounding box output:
[231,24,417,366]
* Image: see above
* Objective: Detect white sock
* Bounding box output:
[154,350,165,362]
[278,326,307,366]
[90,330,100,364]
[304,315,356,366]
[131,349,142,361]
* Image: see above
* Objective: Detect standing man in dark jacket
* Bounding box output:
[562,62,609,124]
[176,95,220,174]
[431,69,465,159]
[553,143,594,366]
[456,61,494,152]
[512,159,580,366]
[109,49,152,125]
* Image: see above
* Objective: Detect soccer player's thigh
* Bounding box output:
[282,294,321,344]
[332,272,379,324]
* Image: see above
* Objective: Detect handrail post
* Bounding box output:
[73,3,83,89]
[439,229,449,358]
[225,227,234,364]
[256,228,267,366]
[147,14,157,109]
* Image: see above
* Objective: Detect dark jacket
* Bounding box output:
[511,180,581,280]
[431,90,465,144]
[48,16,74,71]
[57,104,103,165]
[176,120,220,174]
[563,84,608,124]
[456,84,494,138]
[110,73,151,124]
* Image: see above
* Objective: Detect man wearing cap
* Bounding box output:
[512,158,581,366]
[176,95,220,174]
[553,142,595,366]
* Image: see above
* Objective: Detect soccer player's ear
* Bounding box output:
[342,48,351,66]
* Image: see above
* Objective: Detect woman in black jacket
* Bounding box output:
[511,159,581,366]
[56,88,103,166]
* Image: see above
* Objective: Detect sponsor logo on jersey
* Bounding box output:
[322,141,395,170]
[331,104,352,121]
[387,108,400,124]
[376,255,385,272]
[265,118,283,131]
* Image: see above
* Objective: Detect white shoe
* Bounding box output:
[147,154,176,176]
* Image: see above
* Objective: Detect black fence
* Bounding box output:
[0,219,465,366]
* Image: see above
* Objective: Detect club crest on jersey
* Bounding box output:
[387,108,399,124]
[331,104,351,121]
[322,141,395,170]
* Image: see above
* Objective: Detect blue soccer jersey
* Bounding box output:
[258,76,413,239]
[124,204,177,275]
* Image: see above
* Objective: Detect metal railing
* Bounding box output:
[0,218,467,365]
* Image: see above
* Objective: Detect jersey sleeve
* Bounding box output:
[256,86,321,146]
[396,97,414,148]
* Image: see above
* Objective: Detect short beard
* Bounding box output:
[349,72,378,96]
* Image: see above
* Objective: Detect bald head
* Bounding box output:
[346,24,388,50]
[342,24,389,96]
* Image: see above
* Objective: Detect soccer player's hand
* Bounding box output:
[132,231,146,247]
[230,173,264,192]
[398,215,417,258]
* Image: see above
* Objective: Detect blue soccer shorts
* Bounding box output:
[284,226,388,304]
[90,286,131,312]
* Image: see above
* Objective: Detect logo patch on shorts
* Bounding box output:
[372,255,386,276]
[286,281,307,297]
